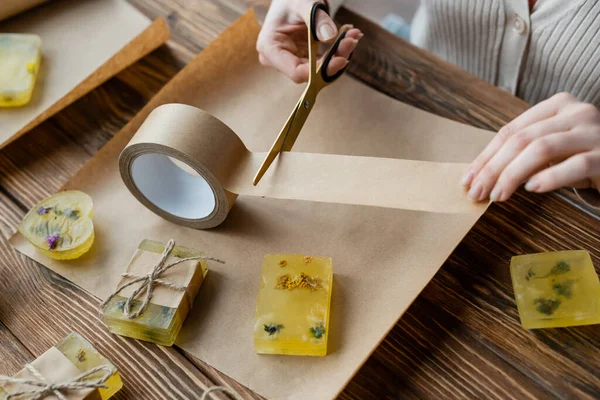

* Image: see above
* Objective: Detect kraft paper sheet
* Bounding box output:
[12,10,495,399]
[0,0,169,148]
[0,0,47,21]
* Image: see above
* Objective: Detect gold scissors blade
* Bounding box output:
[252,96,304,185]
[252,2,354,186]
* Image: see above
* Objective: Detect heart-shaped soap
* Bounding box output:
[19,190,94,260]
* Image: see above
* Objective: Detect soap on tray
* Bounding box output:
[511,250,600,329]
[0,331,122,400]
[254,254,333,356]
[18,190,95,260]
[102,240,208,346]
[0,34,41,107]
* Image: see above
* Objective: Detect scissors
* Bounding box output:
[253,2,353,185]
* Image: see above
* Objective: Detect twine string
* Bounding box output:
[100,239,224,319]
[0,365,112,400]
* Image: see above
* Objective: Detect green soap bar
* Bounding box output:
[511,250,600,329]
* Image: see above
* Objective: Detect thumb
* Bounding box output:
[299,1,338,42]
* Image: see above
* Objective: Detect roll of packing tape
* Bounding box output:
[119,104,485,229]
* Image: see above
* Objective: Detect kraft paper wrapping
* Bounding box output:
[11,10,496,399]
[118,248,203,309]
[0,0,169,148]
[1,347,101,400]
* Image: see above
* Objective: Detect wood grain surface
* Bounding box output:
[0,1,598,399]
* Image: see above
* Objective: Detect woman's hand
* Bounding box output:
[257,0,362,83]
[462,93,600,202]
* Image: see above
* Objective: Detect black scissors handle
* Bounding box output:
[310,2,354,83]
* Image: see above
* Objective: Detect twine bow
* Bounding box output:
[100,239,224,319]
[0,364,112,400]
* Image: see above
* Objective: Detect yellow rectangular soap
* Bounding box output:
[254,254,333,356]
[511,250,600,329]
[0,34,41,107]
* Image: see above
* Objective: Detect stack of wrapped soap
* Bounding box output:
[254,254,333,356]
[0,331,122,399]
[102,239,209,346]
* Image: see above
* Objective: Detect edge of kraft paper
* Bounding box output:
[0,2,170,149]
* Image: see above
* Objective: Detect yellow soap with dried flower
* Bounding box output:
[254,254,333,356]
[511,250,600,329]
[0,34,41,107]
[18,190,94,260]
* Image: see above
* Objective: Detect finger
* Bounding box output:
[325,56,350,76]
[468,116,570,200]
[320,29,361,76]
[334,36,358,60]
[298,1,337,42]
[344,27,363,40]
[504,92,578,133]
[525,151,600,193]
[263,44,310,83]
[462,94,572,188]
[492,130,597,201]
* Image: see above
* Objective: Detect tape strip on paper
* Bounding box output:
[119,104,486,229]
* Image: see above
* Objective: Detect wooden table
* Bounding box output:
[1,1,599,399]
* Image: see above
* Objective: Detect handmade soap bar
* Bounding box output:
[254,254,333,356]
[511,250,600,329]
[18,190,95,260]
[0,331,121,400]
[0,34,41,107]
[102,239,208,346]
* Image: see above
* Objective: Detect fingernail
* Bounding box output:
[490,187,501,202]
[525,179,539,192]
[468,183,482,201]
[460,169,474,187]
[357,33,364,39]
[319,25,335,40]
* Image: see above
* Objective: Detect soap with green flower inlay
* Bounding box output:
[511,250,600,329]
[254,254,333,356]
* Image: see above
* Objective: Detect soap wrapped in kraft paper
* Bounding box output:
[0,332,122,400]
[101,239,218,346]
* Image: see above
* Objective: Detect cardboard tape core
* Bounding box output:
[119,104,486,229]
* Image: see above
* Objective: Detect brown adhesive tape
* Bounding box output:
[119,104,486,229]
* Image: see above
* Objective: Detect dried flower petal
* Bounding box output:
[37,206,50,215]
[45,233,61,250]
